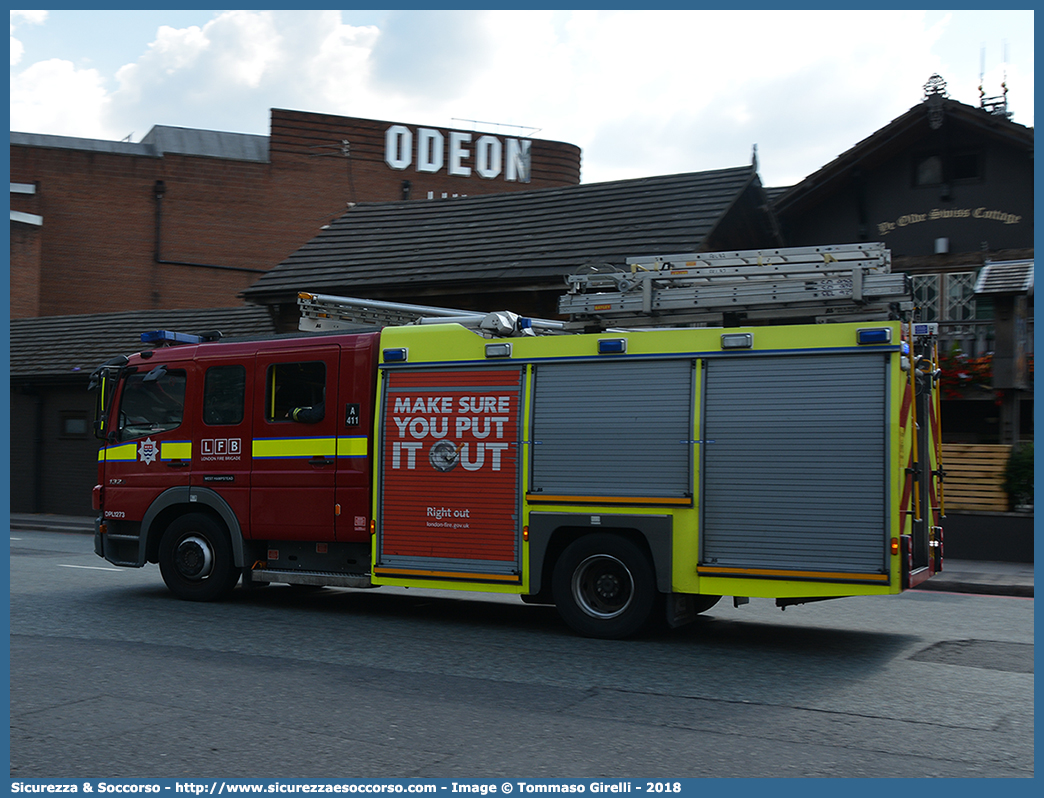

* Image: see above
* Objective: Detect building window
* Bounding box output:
[944,272,977,321]
[203,364,245,426]
[913,152,982,187]
[912,274,940,321]
[914,155,944,186]
[912,273,979,324]
[950,152,981,181]
[60,413,88,439]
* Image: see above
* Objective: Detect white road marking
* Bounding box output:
[58,564,125,572]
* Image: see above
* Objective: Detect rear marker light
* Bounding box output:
[721,333,753,350]
[890,537,900,556]
[485,343,512,358]
[857,328,892,345]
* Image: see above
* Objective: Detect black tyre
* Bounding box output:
[552,534,658,639]
[158,513,240,601]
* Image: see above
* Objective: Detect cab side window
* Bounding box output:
[118,368,187,441]
[265,361,326,423]
[203,365,246,426]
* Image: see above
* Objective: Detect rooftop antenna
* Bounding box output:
[979,42,1012,119]
[451,118,542,138]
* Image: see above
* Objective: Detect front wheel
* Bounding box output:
[552,534,658,639]
[158,513,240,601]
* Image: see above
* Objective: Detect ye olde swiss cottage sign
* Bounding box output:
[877,206,1023,236]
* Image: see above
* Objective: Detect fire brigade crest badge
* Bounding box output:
[138,437,159,465]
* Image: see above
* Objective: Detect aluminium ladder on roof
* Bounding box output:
[296,292,566,336]
[559,242,913,328]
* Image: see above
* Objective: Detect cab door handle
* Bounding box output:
[166,460,189,469]
[309,457,332,467]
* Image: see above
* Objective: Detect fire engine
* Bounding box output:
[91,243,944,638]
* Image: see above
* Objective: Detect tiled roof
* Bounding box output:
[974,259,1035,295]
[243,166,765,302]
[10,306,277,379]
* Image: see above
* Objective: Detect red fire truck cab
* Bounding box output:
[93,329,382,601]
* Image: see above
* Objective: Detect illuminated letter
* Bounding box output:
[417,128,443,173]
[448,131,472,177]
[385,125,412,170]
[506,139,531,183]
[475,135,502,179]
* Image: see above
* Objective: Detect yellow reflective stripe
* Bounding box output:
[526,494,691,506]
[336,436,368,457]
[160,441,192,460]
[252,437,337,459]
[99,443,137,462]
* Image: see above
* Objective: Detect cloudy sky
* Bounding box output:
[9,9,1034,188]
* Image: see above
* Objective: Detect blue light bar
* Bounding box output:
[140,330,203,345]
[856,328,892,345]
[598,338,627,355]
[383,348,408,363]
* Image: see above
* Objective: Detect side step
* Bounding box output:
[250,568,375,589]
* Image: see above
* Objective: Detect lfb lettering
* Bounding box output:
[391,441,508,471]
[202,438,242,455]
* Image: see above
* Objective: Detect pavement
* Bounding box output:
[9,513,1034,599]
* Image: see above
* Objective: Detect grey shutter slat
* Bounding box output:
[531,359,693,498]
[701,354,889,573]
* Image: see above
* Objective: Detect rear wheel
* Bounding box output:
[552,534,658,639]
[158,513,240,601]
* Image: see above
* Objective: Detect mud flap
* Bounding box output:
[666,593,696,628]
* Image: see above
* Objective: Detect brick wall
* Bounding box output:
[10,222,42,318]
[9,109,582,319]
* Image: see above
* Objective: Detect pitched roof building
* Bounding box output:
[244,165,783,328]
[772,78,1033,445]
[774,81,1033,271]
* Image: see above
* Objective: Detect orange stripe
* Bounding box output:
[697,566,889,582]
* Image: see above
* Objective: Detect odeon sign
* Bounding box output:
[384,125,531,182]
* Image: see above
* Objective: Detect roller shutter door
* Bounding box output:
[378,368,523,577]
[701,353,889,574]
[530,359,693,500]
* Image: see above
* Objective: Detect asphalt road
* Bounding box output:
[9,529,1035,779]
